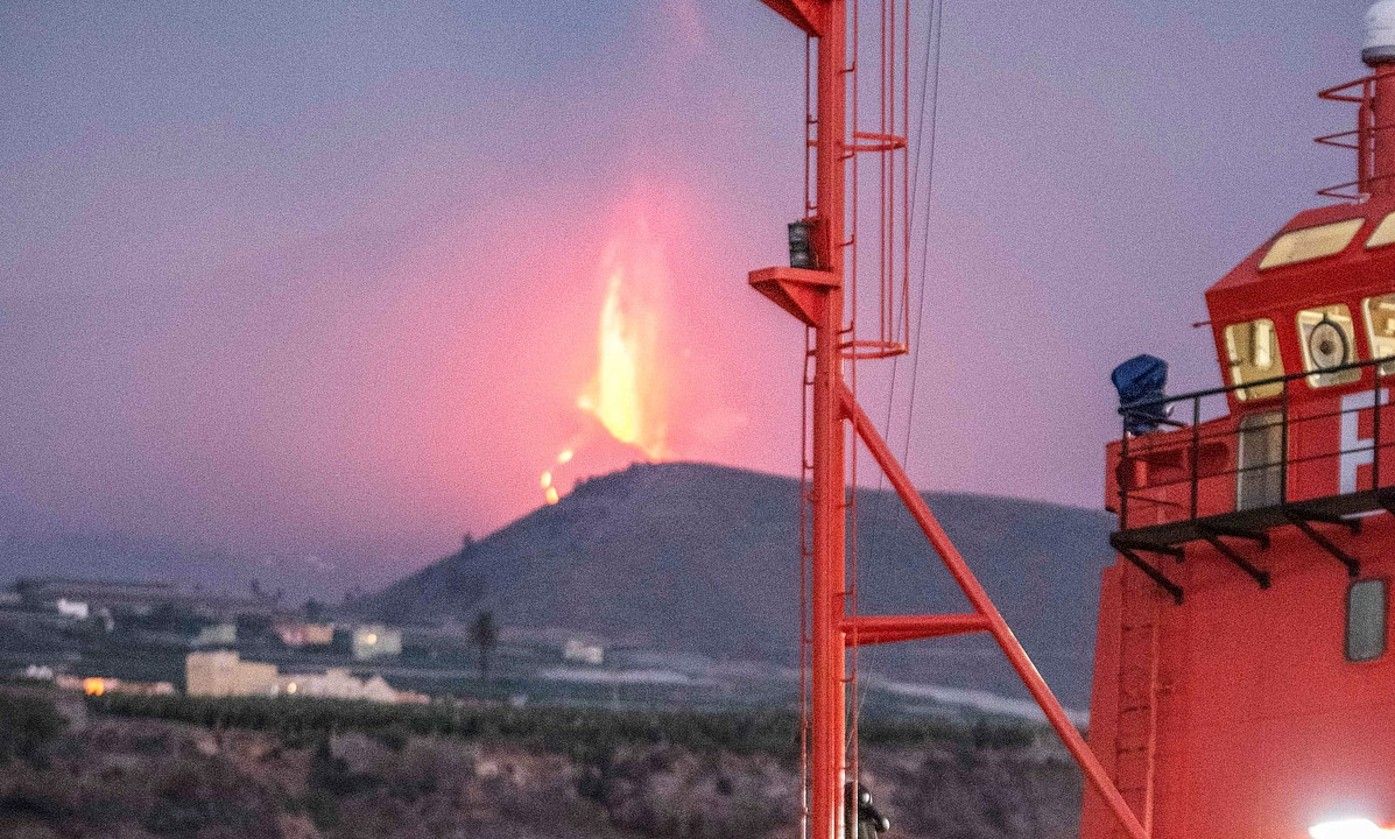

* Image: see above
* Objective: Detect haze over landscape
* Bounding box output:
[6,5,1390,839]
[1,2,1375,591]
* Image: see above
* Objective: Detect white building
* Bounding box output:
[563,638,605,666]
[274,669,403,703]
[55,598,89,620]
[186,650,278,697]
[184,651,420,704]
[191,622,237,647]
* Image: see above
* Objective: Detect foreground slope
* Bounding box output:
[367,462,1114,706]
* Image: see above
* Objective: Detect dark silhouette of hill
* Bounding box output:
[365,462,1114,707]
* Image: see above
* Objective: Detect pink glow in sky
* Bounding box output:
[0,1,1375,587]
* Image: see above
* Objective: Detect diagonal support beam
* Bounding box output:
[1198,523,1270,548]
[1285,513,1361,578]
[1109,538,1186,604]
[1113,538,1185,564]
[1198,531,1271,590]
[840,384,1150,839]
[1285,504,1361,534]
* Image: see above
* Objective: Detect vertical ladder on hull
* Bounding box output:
[1112,572,1161,836]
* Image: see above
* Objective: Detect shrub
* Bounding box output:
[87,693,1040,771]
[0,695,67,767]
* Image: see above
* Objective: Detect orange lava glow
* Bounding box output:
[538,217,671,506]
[82,677,106,697]
[577,229,668,460]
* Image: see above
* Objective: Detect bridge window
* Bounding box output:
[1223,319,1284,400]
[1347,579,1388,663]
[1364,294,1395,375]
[1367,212,1395,249]
[1259,218,1364,269]
[1298,304,1360,387]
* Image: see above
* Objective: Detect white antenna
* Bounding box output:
[1365,0,1395,65]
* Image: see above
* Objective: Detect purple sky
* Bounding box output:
[0,1,1376,587]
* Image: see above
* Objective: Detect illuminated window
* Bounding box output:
[1367,212,1395,249]
[1258,218,1364,269]
[1298,304,1360,387]
[1223,319,1284,400]
[1347,579,1387,663]
[1364,294,1395,374]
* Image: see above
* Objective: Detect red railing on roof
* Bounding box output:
[1317,73,1395,200]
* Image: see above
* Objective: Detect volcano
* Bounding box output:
[363,462,1114,707]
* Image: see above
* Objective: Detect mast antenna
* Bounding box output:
[747,3,1151,838]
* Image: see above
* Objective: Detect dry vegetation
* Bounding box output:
[0,691,1081,839]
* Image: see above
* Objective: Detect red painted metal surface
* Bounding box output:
[804,4,847,838]
[750,3,1148,839]
[1085,50,1395,839]
[842,613,989,646]
[1082,527,1395,838]
[1376,66,1395,198]
[842,389,1150,839]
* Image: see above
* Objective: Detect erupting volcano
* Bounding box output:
[540,216,672,505]
[578,229,669,459]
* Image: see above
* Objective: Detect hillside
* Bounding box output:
[365,462,1115,708]
[0,687,1082,839]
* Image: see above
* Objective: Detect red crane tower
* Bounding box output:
[748,2,1147,838]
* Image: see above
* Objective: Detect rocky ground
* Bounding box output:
[0,691,1081,839]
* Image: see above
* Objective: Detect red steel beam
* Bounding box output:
[840,383,1150,839]
[805,3,846,839]
[842,613,989,646]
[760,0,824,35]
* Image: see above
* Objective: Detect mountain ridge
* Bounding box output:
[364,461,1115,707]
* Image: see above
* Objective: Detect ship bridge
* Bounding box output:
[1109,196,1395,601]
[1082,6,1395,839]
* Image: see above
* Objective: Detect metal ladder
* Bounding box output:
[1113,574,1161,837]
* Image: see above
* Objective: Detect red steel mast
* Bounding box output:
[748,3,1150,838]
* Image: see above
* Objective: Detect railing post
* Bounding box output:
[1190,396,1201,520]
[1280,378,1291,506]
[1375,364,1384,491]
[1120,417,1130,530]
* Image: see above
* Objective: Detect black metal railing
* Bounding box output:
[1116,355,1395,533]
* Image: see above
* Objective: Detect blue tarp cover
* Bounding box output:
[1112,354,1168,435]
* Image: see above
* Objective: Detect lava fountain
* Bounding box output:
[540,217,671,505]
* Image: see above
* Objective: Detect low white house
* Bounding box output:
[55,598,89,620]
[191,622,237,647]
[273,669,402,703]
[563,638,605,666]
[186,651,278,697]
[185,651,420,704]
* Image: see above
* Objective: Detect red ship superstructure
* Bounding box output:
[1086,5,1395,838]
